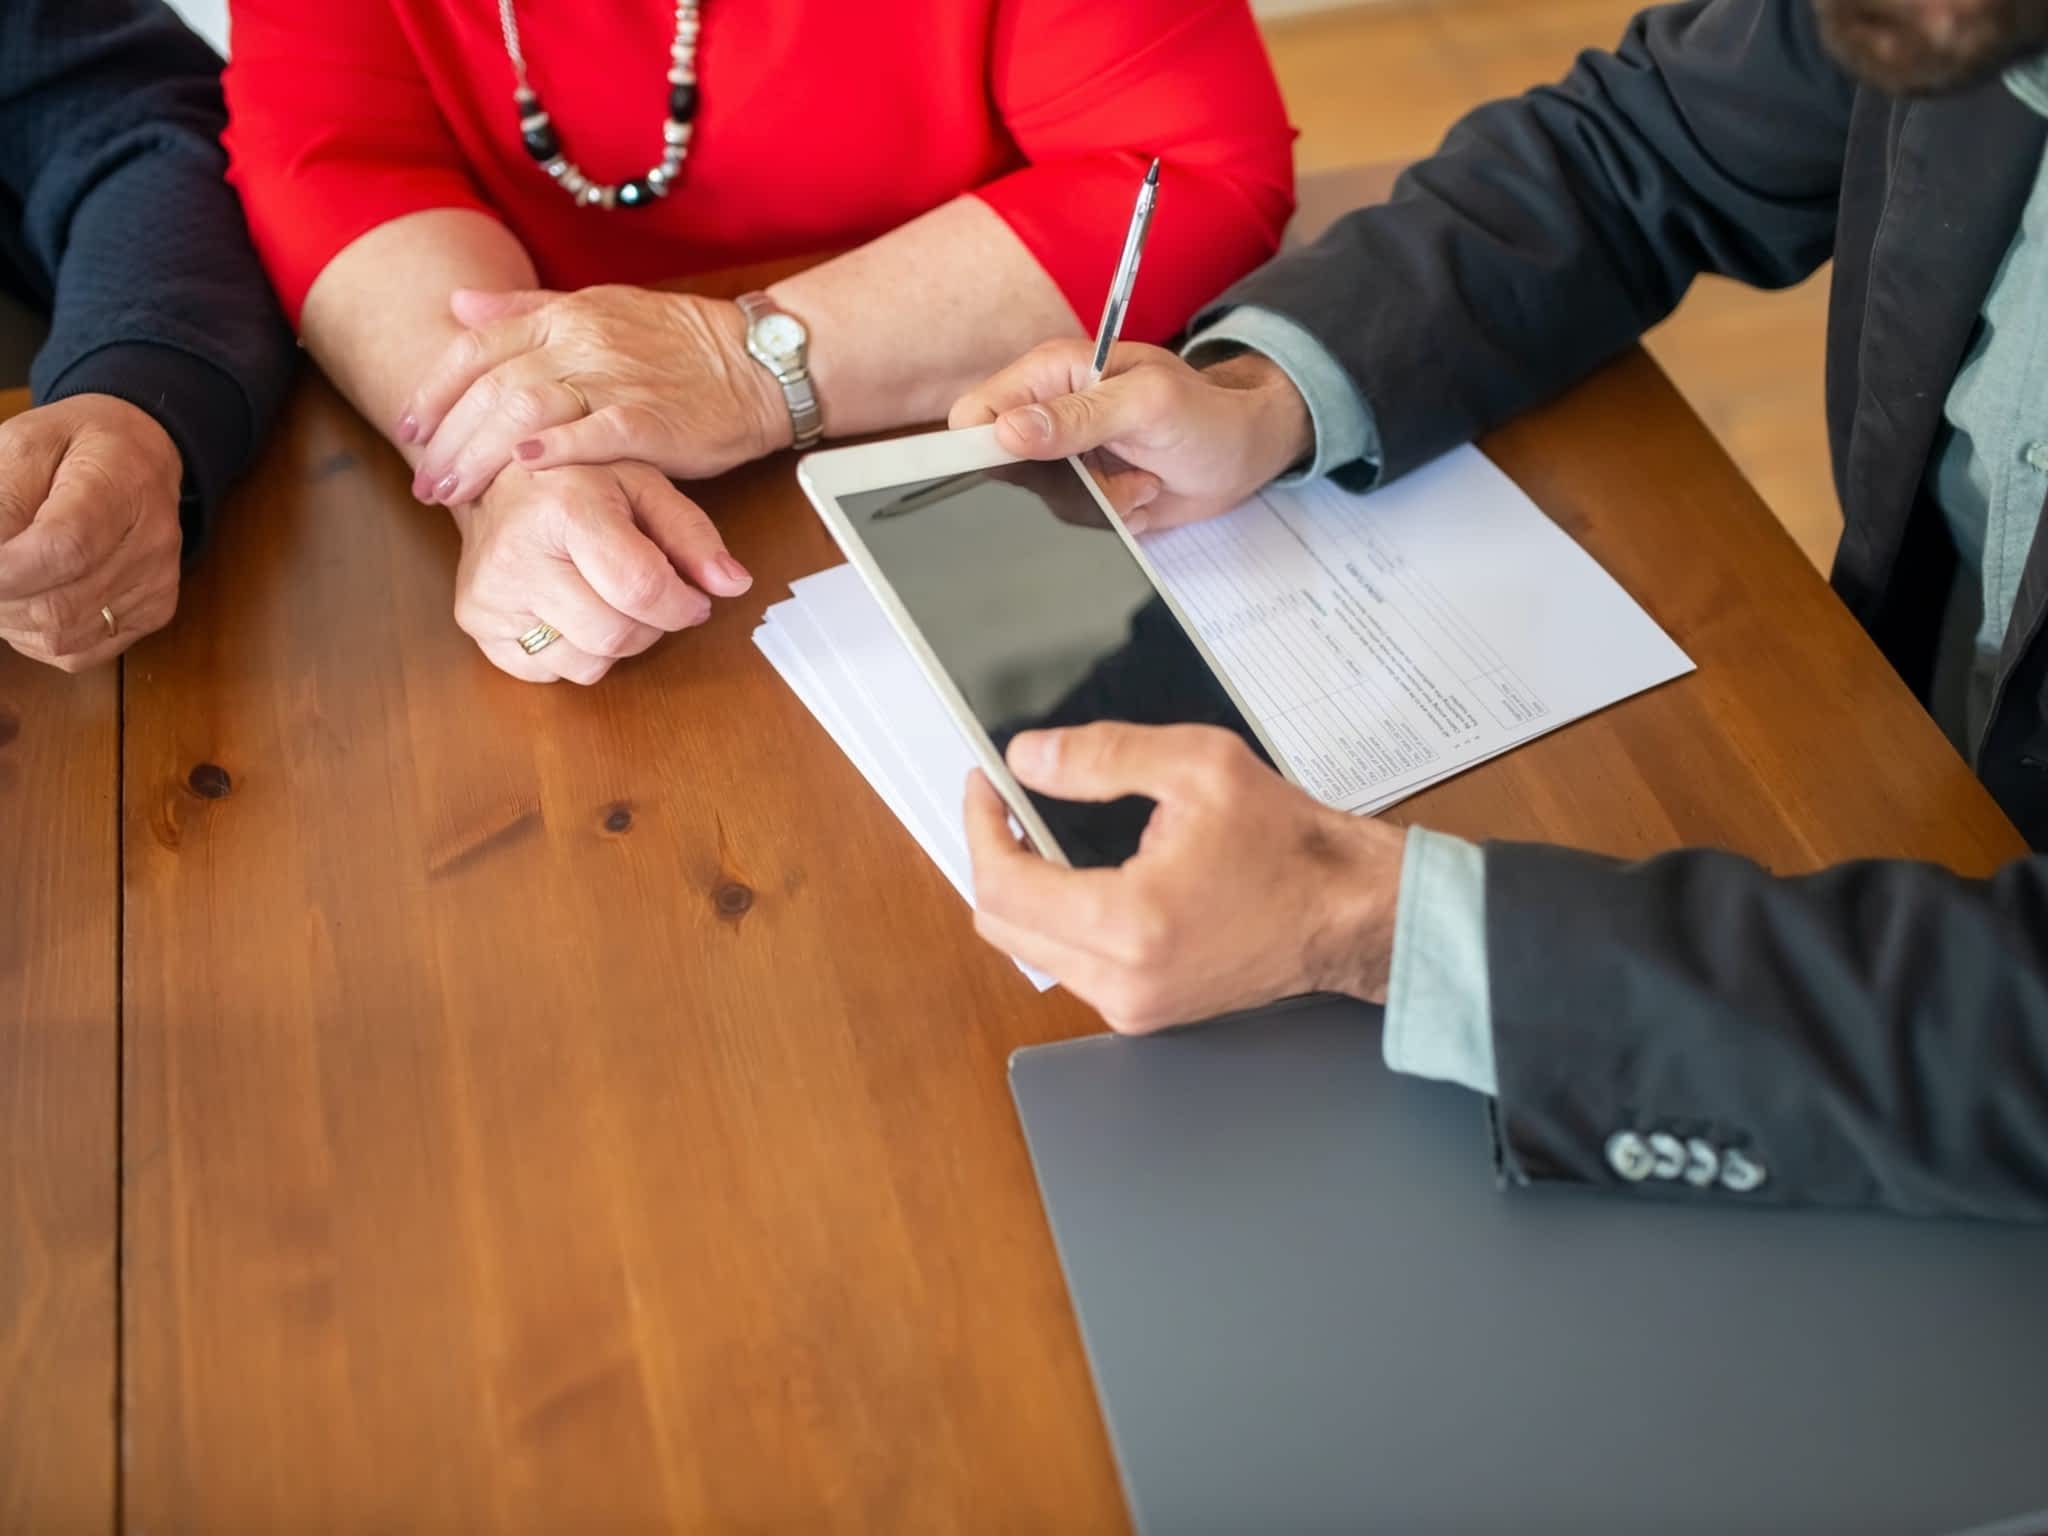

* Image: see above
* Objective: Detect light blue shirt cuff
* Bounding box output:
[1382,828,1497,1096]
[1182,306,1382,486]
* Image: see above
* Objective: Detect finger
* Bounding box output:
[399,307,551,446]
[527,561,664,660]
[948,339,1103,429]
[510,405,660,474]
[411,360,581,505]
[970,906,1117,998]
[620,468,753,599]
[449,287,558,329]
[533,633,616,687]
[415,374,589,508]
[988,365,1180,464]
[0,418,67,541]
[962,769,1121,944]
[477,636,561,684]
[559,487,712,632]
[0,551,176,669]
[5,627,128,674]
[0,560,177,658]
[1084,463,1165,530]
[0,454,132,601]
[1005,722,1241,805]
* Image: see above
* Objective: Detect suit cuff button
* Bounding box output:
[1605,1130,1655,1182]
[1720,1148,1768,1193]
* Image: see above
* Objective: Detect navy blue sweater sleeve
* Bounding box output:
[1,0,297,547]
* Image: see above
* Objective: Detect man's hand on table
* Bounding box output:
[0,393,183,672]
[948,339,1315,534]
[399,285,788,509]
[450,459,752,684]
[964,723,1406,1032]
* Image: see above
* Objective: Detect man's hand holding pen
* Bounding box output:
[948,341,1315,534]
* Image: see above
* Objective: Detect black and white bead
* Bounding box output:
[498,0,701,211]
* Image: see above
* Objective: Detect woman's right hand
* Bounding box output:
[451,459,754,684]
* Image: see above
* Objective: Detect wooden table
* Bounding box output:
[0,388,121,1533]
[3,168,2029,1531]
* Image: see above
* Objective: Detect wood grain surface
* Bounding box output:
[0,387,119,1534]
[100,168,2027,1532]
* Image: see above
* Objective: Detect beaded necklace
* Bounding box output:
[496,0,700,210]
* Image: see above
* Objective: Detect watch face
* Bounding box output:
[753,312,806,356]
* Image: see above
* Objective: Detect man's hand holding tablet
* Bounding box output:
[964,720,1405,1033]
[940,336,1406,1033]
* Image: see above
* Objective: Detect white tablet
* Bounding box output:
[797,425,1290,869]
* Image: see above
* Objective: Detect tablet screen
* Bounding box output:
[838,457,1274,867]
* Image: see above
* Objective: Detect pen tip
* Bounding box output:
[1145,158,1160,185]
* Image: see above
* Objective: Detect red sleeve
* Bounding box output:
[222,0,494,325]
[975,0,1297,344]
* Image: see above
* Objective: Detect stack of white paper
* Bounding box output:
[754,445,1693,975]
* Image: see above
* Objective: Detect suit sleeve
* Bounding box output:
[974,0,1296,343]
[1202,0,1856,487]
[1481,841,2048,1223]
[2,0,296,546]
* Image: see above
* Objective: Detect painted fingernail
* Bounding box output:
[713,553,753,591]
[1005,405,1052,443]
[432,471,460,503]
[397,413,419,444]
[515,438,544,461]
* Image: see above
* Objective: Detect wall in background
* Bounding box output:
[166,0,1362,57]
[166,0,226,52]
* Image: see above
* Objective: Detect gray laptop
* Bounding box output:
[1010,997,2048,1535]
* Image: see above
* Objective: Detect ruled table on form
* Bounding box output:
[1142,447,1693,815]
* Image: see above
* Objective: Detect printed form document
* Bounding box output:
[757,446,1693,981]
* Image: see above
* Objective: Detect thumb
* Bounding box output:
[0,420,65,541]
[993,368,1162,463]
[1006,722,1219,804]
[450,287,557,327]
[623,469,753,599]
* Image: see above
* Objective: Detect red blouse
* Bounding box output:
[221,0,1297,340]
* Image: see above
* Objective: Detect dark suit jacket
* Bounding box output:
[1207,0,2048,1220]
[0,0,294,546]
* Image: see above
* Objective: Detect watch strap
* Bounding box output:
[737,291,824,450]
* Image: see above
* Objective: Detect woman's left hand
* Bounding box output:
[399,285,793,508]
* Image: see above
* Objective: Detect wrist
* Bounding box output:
[1200,350,1315,487]
[694,295,793,461]
[1307,817,1406,1006]
[68,393,182,479]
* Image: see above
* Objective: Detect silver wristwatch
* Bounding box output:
[737,291,823,451]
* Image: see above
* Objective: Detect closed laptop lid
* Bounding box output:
[1010,998,2048,1534]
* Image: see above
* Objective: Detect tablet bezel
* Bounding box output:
[796,424,1295,869]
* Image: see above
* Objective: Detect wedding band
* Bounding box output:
[101,605,117,639]
[518,621,562,656]
[562,380,592,416]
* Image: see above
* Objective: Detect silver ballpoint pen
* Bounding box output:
[1086,158,1161,387]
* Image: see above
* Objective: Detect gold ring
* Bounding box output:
[101,605,117,639]
[562,380,592,416]
[517,621,562,656]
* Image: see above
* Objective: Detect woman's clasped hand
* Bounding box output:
[395,285,780,685]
